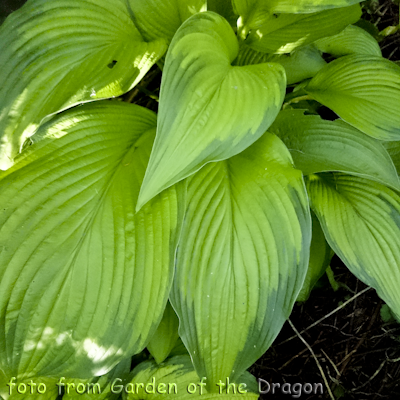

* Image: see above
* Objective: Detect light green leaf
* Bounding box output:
[297,212,334,302]
[235,44,326,85]
[245,5,361,54]
[383,141,400,177]
[62,358,131,399]
[307,173,400,320]
[137,11,286,209]
[305,55,400,140]
[170,133,311,388]
[147,302,180,364]
[315,25,382,57]
[122,355,259,399]
[0,0,166,170]
[268,109,400,190]
[0,373,58,400]
[127,0,207,44]
[0,102,184,379]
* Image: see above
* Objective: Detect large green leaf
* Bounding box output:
[297,212,334,302]
[0,0,166,170]
[0,102,184,379]
[305,55,400,140]
[123,355,259,399]
[235,44,326,84]
[170,133,311,388]
[127,0,206,44]
[137,11,286,209]
[268,109,400,190]
[208,0,237,27]
[244,5,361,54]
[315,25,381,57]
[147,302,180,364]
[307,173,400,319]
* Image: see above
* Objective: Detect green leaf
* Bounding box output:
[235,44,326,85]
[297,212,334,302]
[315,25,382,57]
[170,133,311,388]
[244,5,362,54]
[305,55,400,140]
[147,302,180,364]
[127,0,207,44]
[307,173,400,320]
[137,11,286,209]
[62,358,131,400]
[268,109,400,190]
[0,102,184,379]
[207,0,238,27]
[383,141,400,177]
[123,355,259,399]
[0,0,167,170]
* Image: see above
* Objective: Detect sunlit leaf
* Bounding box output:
[315,25,381,57]
[244,5,361,54]
[0,102,184,379]
[137,12,286,209]
[307,173,400,320]
[170,133,311,388]
[147,302,180,364]
[305,55,400,140]
[123,355,259,399]
[268,109,400,190]
[127,0,206,44]
[0,0,166,170]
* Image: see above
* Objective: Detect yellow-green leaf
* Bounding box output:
[305,55,400,140]
[138,11,286,209]
[0,0,166,170]
[170,133,311,388]
[0,102,184,379]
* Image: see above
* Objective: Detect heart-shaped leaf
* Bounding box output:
[315,25,382,57]
[0,102,184,379]
[127,0,207,44]
[170,133,311,388]
[0,0,166,170]
[137,11,286,209]
[305,55,400,140]
[244,5,361,54]
[307,173,400,320]
[268,109,400,190]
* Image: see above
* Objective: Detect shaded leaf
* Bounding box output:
[307,173,400,320]
[297,212,334,302]
[147,302,180,364]
[0,0,166,170]
[268,109,400,190]
[138,11,286,208]
[0,102,184,378]
[383,141,400,177]
[170,133,311,388]
[305,55,400,140]
[127,0,206,44]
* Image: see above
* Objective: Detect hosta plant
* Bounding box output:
[0,0,400,398]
